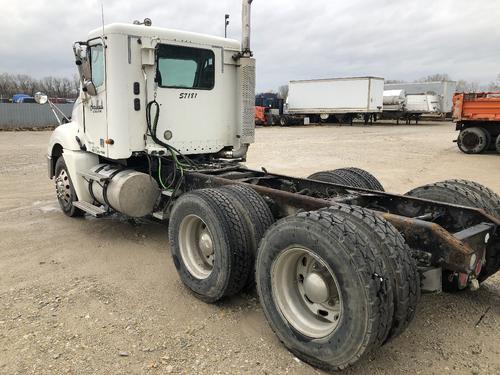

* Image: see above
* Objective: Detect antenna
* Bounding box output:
[101,1,105,38]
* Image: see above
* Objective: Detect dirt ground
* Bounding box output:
[1,122,499,375]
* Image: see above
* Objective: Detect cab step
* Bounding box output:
[73,201,108,217]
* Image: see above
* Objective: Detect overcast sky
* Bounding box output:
[1,0,499,91]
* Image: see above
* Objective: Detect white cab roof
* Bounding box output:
[88,23,241,50]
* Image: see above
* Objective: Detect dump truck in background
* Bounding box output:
[281,77,384,125]
[453,92,500,154]
[385,80,457,116]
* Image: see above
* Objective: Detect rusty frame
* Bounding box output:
[183,168,498,273]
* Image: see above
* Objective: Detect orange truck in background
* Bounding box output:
[453,92,500,154]
[255,105,267,125]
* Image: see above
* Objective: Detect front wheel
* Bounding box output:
[54,157,84,217]
[279,116,288,127]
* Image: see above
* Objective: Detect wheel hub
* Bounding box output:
[271,247,343,339]
[55,170,71,204]
[303,272,329,303]
[178,215,215,279]
[198,230,214,258]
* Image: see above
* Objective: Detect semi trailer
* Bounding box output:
[453,92,500,154]
[281,77,384,126]
[385,80,457,116]
[40,1,500,372]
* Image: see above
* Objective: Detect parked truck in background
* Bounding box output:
[255,92,284,125]
[385,80,457,117]
[453,92,500,154]
[281,77,384,125]
[37,1,500,371]
[12,94,36,103]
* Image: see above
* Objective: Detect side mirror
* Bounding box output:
[73,42,97,96]
[34,92,48,104]
[82,80,97,96]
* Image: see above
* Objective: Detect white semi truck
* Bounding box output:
[281,77,384,125]
[40,2,500,371]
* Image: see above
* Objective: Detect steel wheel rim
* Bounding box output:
[178,214,215,279]
[55,169,72,206]
[463,132,479,148]
[271,246,342,338]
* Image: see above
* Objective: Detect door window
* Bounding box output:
[90,44,105,88]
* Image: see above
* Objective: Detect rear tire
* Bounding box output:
[308,167,384,191]
[54,157,84,217]
[441,179,500,219]
[496,134,500,153]
[256,209,394,371]
[279,116,288,127]
[168,188,253,302]
[322,204,420,342]
[405,181,491,290]
[219,185,274,288]
[405,181,486,210]
[457,127,489,154]
[439,180,500,282]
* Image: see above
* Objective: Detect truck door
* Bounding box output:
[83,38,108,156]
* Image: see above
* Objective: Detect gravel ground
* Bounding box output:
[0,122,499,375]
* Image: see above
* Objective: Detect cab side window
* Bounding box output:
[157,44,215,90]
[90,44,105,88]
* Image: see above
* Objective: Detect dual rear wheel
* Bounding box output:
[168,183,419,371]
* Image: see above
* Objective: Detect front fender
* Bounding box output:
[47,121,82,178]
[47,121,81,155]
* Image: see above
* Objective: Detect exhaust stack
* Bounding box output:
[241,0,253,56]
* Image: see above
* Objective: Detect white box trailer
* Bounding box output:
[384,81,457,114]
[287,77,384,116]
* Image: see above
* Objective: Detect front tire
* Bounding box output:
[54,157,84,217]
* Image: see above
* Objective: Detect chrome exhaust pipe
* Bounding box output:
[241,0,253,57]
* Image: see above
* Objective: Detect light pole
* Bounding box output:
[224,14,230,38]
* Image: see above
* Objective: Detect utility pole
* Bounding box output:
[224,14,230,38]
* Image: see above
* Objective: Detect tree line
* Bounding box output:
[0,73,79,100]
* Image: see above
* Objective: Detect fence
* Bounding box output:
[0,103,74,129]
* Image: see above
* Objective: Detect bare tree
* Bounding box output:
[417,73,452,82]
[0,72,78,99]
[486,74,500,91]
[456,79,480,93]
